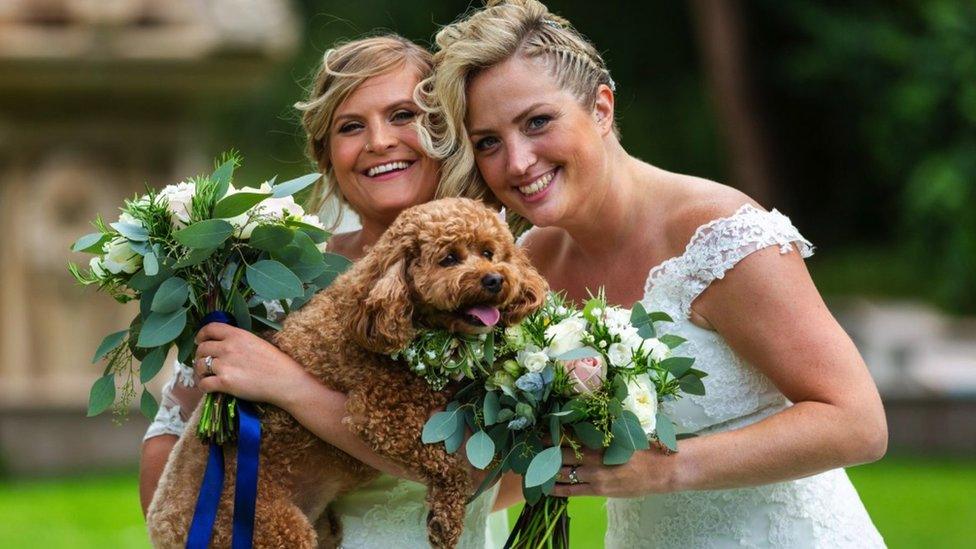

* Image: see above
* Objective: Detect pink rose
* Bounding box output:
[563,356,607,394]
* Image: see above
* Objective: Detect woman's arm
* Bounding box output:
[493,472,525,511]
[553,246,887,498]
[140,435,178,515]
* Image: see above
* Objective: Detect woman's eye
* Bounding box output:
[482,249,494,260]
[338,122,363,134]
[474,136,499,151]
[439,252,459,267]
[527,115,551,131]
[392,110,416,122]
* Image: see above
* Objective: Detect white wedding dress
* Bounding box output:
[146,362,507,548]
[598,204,885,548]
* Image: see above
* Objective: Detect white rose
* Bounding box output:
[89,256,107,278]
[607,342,633,368]
[117,211,144,228]
[623,376,658,436]
[619,328,643,352]
[643,337,671,362]
[158,181,196,227]
[517,348,550,373]
[226,183,306,239]
[545,316,588,357]
[102,237,142,274]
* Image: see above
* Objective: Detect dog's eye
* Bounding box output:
[482,249,494,260]
[439,252,459,267]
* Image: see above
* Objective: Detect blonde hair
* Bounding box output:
[296,35,433,229]
[418,0,617,232]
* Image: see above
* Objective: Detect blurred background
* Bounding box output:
[1,0,974,547]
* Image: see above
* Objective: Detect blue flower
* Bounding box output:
[507,416,531,430]
[515,372,545,392]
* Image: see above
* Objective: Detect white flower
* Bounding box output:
[623,376,658,436]
[643,338,671,362]
[102,237,142,274]
[604,307,633,337]
[225,183,305,239]
[89,257,107,278]
[607,342,633,368]
[517,347,550,373]
[504,325,527,347]
[158,181,196,227]
[619,328,643,353]
[117,211,144,228]
[545,316,588,357]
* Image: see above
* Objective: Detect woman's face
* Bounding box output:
[465,54,612,228]
[329,63,440,226]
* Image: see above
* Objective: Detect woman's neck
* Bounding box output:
[558,141,663,260]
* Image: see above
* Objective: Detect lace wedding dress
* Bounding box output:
[600,204,885,548]
[146,362,506,548]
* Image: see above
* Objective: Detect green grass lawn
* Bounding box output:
[1,456,972,548]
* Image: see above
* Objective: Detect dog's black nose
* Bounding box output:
[481,273,504,294]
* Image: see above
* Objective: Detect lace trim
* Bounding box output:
[143,360,195,440]
[644,203,814,319]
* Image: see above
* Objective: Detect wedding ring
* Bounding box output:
[204,355,215,376]
[568,466,580,485]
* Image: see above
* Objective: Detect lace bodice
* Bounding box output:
[521,204,883,547]
[609,204,883,548]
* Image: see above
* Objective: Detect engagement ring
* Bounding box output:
[204,355,215,376]
[569,466,580,485]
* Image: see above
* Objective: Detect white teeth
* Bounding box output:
[367,161,412,177]
[517,170,555,195]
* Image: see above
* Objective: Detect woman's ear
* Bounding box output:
[349,258,416,354]
[593,84,615,136]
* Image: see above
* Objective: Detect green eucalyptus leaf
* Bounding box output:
[271,173,321,198]
[249,225,294,251]
[656,412,678,451]
[214,192,270,219]
[496,408,515,424]
[139,346,168,384]
[679,374,706,395]
[143,252,159,276]
[465,430,495,470]
[72,232,109,253]
[554,346,602,361]
[176,329,195,364]
[603,439,635,465]
[650,311,673,323]
[445,420,466,454]
[287,220,330,243]
[174,219,234,249]
[231,292,252,332]
[422,410,462,444]
[661,356,695,378]
[137,308,188,348]
[140,388,159,420]
[323,252,353,274]
[110,222,149,242]
[91,330,128,364]
[246,260,303,300]
[211,156,237,198]
[658,334,687,349]
[172,247,217,269]
[630,302,655,338]
[571,422,604,449]
[524,446,561,488]
[614,410,650,451]
[87,374,116,417]
[483,391,500,425]
[151,277,189,314]
[251,314,283,331]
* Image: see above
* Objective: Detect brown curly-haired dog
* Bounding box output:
[146,198,548,548]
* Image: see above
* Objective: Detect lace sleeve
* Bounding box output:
[648,204,814,319]
[143,360,203,440]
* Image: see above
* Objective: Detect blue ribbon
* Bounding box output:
[186,311,261,549]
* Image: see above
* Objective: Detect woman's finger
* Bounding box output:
[561,447,581,466]
[196,375,223,394]
[195,322,235,344]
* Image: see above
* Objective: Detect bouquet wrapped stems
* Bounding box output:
[198,391,237,445]
[505,496,569,549]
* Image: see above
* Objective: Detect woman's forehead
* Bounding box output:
[465,56,567,127]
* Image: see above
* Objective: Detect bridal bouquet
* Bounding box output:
[69,152,350,444]
[419,292,705,548]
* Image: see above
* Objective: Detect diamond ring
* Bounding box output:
[204,355,215,376]
[568,466,580,485]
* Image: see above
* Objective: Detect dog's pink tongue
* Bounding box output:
[466,305,501,327]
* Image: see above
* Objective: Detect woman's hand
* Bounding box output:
[550,444,679,498]
[193,323,306,408]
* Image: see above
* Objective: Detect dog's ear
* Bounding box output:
[350,257,417,354]
[503,247,549,325]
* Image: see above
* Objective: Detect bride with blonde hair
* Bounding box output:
[422,1,888,546]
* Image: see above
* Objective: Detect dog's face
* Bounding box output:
[349,198,548,353]
[407,204,545,335]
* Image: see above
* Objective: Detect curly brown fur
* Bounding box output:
[147,198,548,548]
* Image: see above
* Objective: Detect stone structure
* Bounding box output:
[0,0,298,474]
